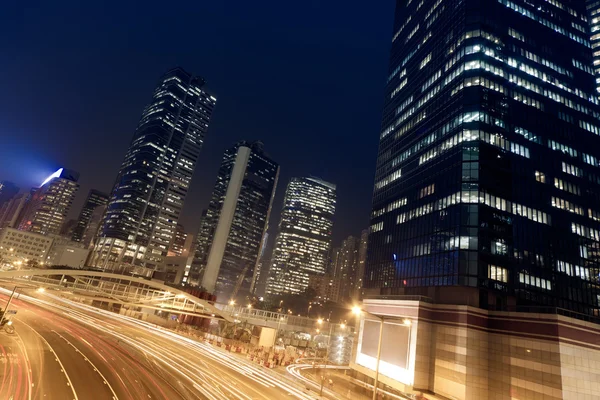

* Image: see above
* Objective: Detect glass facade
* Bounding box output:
[266,177,336,297]
[190,141,279,301]
[365,0,600,315]
[168,223,187,256]
[90,67,216,273]
[71,189,108,243]
[18,169,80,236]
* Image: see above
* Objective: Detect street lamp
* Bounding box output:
[353,306,412,400]
[229,300,235,306]
[0,286,23,326]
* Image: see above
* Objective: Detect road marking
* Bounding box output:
[16,319,79,400]
[51,330,120,400]
[13,327,33,400]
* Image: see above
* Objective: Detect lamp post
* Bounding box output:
[353,306,411,400]
[0,286,21,326]
[273,316,284,347]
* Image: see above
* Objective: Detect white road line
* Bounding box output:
[52,330,120,400]
[17,319,79,400]
[13,327,33,400]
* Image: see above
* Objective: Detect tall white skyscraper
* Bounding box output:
[191,141,279,301]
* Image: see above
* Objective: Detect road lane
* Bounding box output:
[1,289,320,400]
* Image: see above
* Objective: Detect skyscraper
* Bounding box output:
[71,190,108,243]
[90,68,216,274]
[354,228,369,300]
[81,205,106,248]
[191,141,279,301]
[168,223,187,256]
[365,0,600,315]
[266,177,336,297]
[0,193,28,229]
[334,235,359,303]
[18,168,79,236]
[0,181,19,209]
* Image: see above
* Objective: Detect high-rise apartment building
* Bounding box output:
[266,177,336,297]
[71,190,108,243]
[365,0,600,315]
[191,141,279,301]
[90,68,216,274]
[18,168,79,236]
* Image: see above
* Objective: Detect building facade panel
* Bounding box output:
[366,0,600,315]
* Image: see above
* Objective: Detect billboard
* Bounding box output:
[355,317,414,385]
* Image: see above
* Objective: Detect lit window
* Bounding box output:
[535,171,545,183]
[488,265,508,282]
[420,53,432,69]
[492,241,507,255]
[419,184,435,198]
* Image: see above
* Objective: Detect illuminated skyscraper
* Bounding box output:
[365,0,600,315]
[71,189,108,243]
[168,223,187,256]
[266,177,336,296]
[190,141,279,301]
[90,67,216,274]
[18,168,79,236]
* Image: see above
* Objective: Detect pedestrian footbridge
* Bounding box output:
[0,269,232,322]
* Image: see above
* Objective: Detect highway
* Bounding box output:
[0,288,324,400]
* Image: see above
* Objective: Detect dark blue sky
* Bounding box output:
[0,1,394,245]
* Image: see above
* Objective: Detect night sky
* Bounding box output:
[0,1,394,246]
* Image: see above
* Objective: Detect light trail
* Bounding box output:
[52,330,120,400]
[16,319,79,400]
[13,329,33,400]
[1,288,319,400]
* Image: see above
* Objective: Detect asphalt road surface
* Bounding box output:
[0,289,322,400]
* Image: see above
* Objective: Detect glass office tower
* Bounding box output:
[266,177,336,297]
[365,0,600,315]
[90,67,216,274]
[71,189,108,243]
[190,141,279,301]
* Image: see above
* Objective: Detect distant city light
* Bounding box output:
[40,168,63,186]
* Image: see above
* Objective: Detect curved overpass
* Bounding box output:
[0,269,232,321]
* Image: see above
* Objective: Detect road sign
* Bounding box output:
[5,310,17,315]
